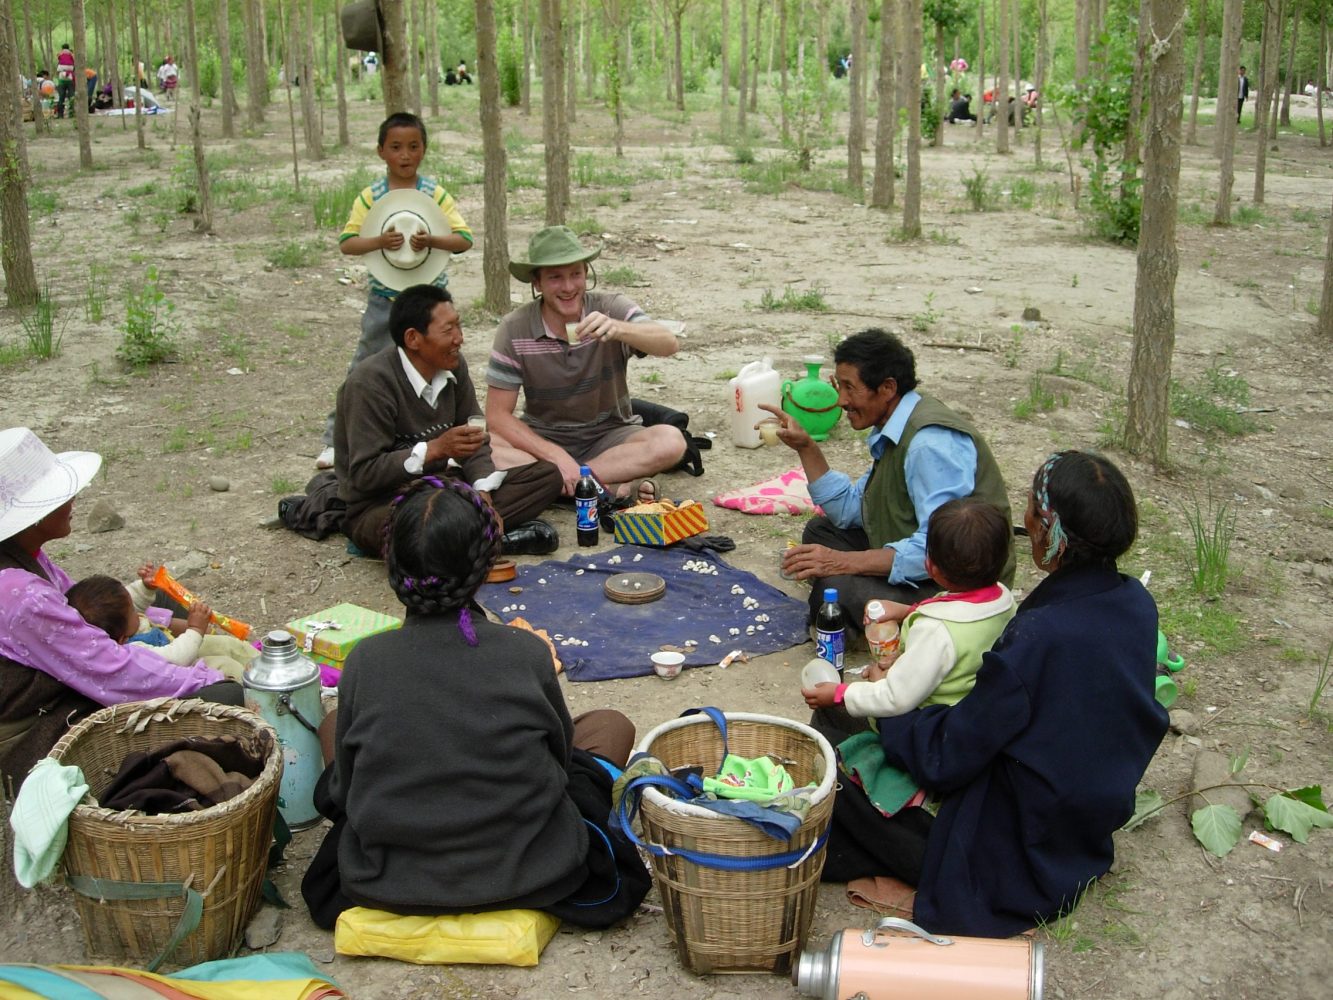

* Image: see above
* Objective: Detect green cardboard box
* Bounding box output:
[286,603,402,671]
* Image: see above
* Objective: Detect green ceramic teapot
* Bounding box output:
[782,355,841,441]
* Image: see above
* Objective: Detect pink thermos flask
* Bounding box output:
[793,918,1045,1000]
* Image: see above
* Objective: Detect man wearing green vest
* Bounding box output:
[764,329,1015,639]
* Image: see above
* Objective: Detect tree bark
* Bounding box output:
[475,0,510,315]
[334,0,349,145]
[1186,0,1206,143]
[997,0,1010,152]
[278,0,301,191]
[1253,0,1280,202]
[218,0,236,136]
[672,5,684,112]
[541,0,569,224]
[246,0,267,124]
[847,0,865,197]
[871,0,898,209]
[1214,0,1241,224]
[71,0,93,168]
[381,0,410,116]
[129,0,145,146]
[0,0,38,307]
[1280,0,1300,125]
[749,0,760,112]
[567,0,578,121]
[1074,0,1091,144]
[426,0,439,117]
[931,20,944,147]
[301,0,323,157]
[778,0,788,140]
[1319,181,1333,335]
[407,0,421,114]
[1126,0,1183,464]
[1319,6,1326,147]
[720,0,730,137]
[521,0,532,115]
[738,0,748,131]
[902,0,923,237]
[1035,0,1048,165]
[21,5,45,137]
[816,0,829,128]
[190,105,214,232]
[1124,0,1150,177]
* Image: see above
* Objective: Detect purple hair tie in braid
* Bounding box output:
[457,606,478,646]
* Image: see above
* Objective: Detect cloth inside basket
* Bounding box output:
[99,734,268,813]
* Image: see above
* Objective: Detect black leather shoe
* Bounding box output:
[500,519,559,556]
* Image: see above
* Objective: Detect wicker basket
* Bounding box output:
[48,698,281,967]
[634,712,835,975]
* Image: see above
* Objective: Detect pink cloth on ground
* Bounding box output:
[711,467,824,516]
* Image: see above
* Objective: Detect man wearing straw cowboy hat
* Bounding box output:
[316,111,473,470]
[485,226,685,500]
[0,428,242,787]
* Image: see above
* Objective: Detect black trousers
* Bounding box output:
[808,708,932,886]
[800,516,941,640]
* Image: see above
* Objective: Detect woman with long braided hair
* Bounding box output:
[301,476,649,929]
[815,451,1168,938]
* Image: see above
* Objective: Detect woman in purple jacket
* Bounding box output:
[0,428,239,787]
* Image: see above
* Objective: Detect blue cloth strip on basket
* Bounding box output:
[613,709,829,869]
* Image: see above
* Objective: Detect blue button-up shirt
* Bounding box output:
[806,391,978,586]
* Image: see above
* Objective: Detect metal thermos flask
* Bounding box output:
[794,918,1045,1000]
[243,629,326,829]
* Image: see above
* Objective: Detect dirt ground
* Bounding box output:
[2,88,1331,999]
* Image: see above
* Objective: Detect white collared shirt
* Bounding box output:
[398,349,506,493]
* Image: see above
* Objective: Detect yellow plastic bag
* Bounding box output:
[333,907,561,967]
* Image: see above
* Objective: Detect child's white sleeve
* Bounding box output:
[126,579,156,614]
[842,618,956,718]
[151,628,205,667]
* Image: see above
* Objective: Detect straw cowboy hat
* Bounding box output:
[340,0,382,53]
[0,427,101,541]
[508,226,602,283]
[360,189,453,291]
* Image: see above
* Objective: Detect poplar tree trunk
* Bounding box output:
[183,0,214,233]
[218,0,235,136]
[246,0,267,124]
[1281,0,1300,125]
[997,0,1010,152]
[475,0,510,314]
[106,0,123,121]
[816,0,829,128]
[847,0,866,197]
[738,0,748,131]
[1319,7,1327,147]
[1126,0,1183,464]
[129,0,145,147]
[72,0,93,168]
[566,2,577,121]
[871,0,897,209]
[334,0,349,145]
[1319,180,1333,335]
[278,0,301,191]
[22,9,45,137]
[1074,0,1091,143]
[1266,0,1284,141]
[901,0,923,237]
[427,0,439,117]
[750,1,760,112]
[381,0,410,116]
[1186,0,1206,143]
[1253,0,1280,202]
[1125,0,1150,176]
[977,1,985,126]
[931,20,944,147]
[1214,0,1241,224]
[541,0,569,224]
[1012,0,1022,139]
[0,0,38,307]
[672,9,684,111]
[301,0,322,157]
[1035,0,1048,164]
[720,0,730,137]
[778,0,788,140]
[520,0,532,115]
[407,0,421,114]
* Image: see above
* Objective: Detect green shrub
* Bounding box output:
[119,268,179,369]
[499,32,521,107]
[198,45,220,98]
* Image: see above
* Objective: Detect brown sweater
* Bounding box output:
[334,347,494,523]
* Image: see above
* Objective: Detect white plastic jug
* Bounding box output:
[729,358,783,448]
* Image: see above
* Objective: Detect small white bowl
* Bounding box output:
[651,651,685,680]
[800,657,840,689]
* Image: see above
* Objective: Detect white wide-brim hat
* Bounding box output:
[361,189,453,291]
[0,427,102,541]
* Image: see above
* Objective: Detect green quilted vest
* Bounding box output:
[861,394,1016,586]
[900,607,1017,707]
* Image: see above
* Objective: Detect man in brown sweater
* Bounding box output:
[335,285,563,555]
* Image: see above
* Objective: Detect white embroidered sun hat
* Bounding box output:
[360,189,453,291]
[0,428,102,541]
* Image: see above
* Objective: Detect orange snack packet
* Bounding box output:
[148,565,253,641]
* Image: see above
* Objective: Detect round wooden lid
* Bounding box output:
[486,559,517,584]
[603,572,666,605]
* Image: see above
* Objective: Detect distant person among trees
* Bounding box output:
[946,88,976,123]
[455,60,472,84]
[1237,65,1250,122]
[55,44,76,118]
[157,55,179,99]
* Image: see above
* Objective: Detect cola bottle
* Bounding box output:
[574,466,599,547]
[815,588,845,673]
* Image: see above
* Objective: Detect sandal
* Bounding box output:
[619,478,659,506]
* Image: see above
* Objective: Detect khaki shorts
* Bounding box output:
[528,419,646,464]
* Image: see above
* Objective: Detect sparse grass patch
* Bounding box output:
[759,284,830,312]
[219,330,249,368]
[271,475,300,494]
[962,167,996,211]
[29,190,59,216]
[1170,362,1258,435]
[125,181,158,197]
[715,369,739,380]
[1310,642,1332,723]
[1184,493,1236,597]
[1013,375,1068,419]
[1006,176,1037,209]
[1041,348,1112,390]
[310,172,367,229]
[1178,201,1210,226]
[1234,203,1265,225]
[640,372,664,385]
[266,240,324,269]
[603,265,644,285]
[1156,600,1246,658]
[163,426,191,453]
[84,263,109,323]
[567,216,602,235]
[20,284,63,359]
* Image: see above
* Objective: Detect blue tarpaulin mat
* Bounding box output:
[477,545,811,682]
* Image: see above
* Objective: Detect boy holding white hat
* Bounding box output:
[317,112,473,468]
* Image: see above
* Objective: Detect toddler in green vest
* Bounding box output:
[802,497,1016,817]
[802,497,1015,720]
